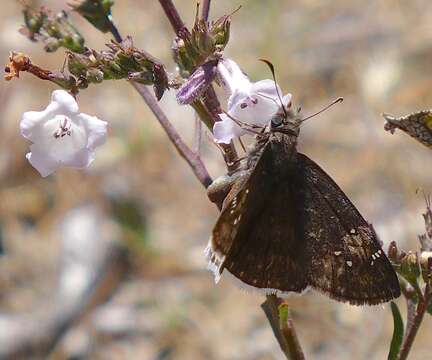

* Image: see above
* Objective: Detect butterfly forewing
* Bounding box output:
[209,143,309,294]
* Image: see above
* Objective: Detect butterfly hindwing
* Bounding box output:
[297,153,401,305]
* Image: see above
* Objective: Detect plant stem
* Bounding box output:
[201,0,211,21]
[193,114,202,154]
[398,283,431,360]
[158,0,187,34]
[107,17,212,189]
[107,20,122,43]
[156,0,239,171]
[262,295,305,360]
[132,82,212,188]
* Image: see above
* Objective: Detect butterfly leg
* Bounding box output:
[207,169,250,205]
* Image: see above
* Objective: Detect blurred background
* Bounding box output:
[1,0,432,359]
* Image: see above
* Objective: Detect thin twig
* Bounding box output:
[107,18,212,189]
[398,283,431,360]
[194,113,202,154]
[156,0,240,172]
[201,0,211,21]
[132,82,212,188]
[158,0,188,34]
[262,295,305,359]
[107,20,122,43]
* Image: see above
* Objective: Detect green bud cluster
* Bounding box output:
[173,14,231,76]
[69,0,115,33]
[21,7,85,53]
[67,36,168,99]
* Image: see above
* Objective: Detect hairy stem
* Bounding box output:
[158,0,187,34]
[107,20,122,43]
[132,82,212,188]
[107,15,212,188]
[201,0,211,21]
[398,283,431,360]
[156,0,239,170]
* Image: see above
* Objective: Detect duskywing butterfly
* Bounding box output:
[206,65,401,305]
[383,111,432,149]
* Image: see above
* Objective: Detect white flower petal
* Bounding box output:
[78,113,108,150]
[230,95,278,127]
[252,79,281,99]
[20,111,48,141]
[227,87,251,112]
[213,114,245,144]
[63,148,94,169]
[20,90,79,141]
[218,58,252,96]
[26,148,59,177]
[20,90,107,177]
[50,90,79,115]
[213,58,295,143]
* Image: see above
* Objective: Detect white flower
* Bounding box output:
[20,90,108,177]
[213,58,292,144]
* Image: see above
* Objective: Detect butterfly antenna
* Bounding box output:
[259,59,288,118]
[300,97,343,123]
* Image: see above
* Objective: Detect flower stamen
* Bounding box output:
[53,116,72,139]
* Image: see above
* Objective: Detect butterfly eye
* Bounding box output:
[271,116,283,128]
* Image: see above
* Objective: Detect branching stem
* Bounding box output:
[398,283,431,360]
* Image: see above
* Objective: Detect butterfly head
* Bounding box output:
[270,100,302,137]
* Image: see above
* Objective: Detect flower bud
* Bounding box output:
[400,251,421,284]
[176,60,217,104]
[48,72,78,91]
[211,15,231,48]
[20,6,85,53]
[153,64,169,101]
[67,52,94,76]
[86,68,104,83]
[22,6,46,39]
[128,71,154,85]
[420,251,432,272]
[69,0,115,33]
[388,241,399,262]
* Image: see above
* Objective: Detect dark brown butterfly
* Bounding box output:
[383,111,432,149]
[206,76,400,305]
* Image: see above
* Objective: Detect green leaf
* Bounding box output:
[388,301,404,360]
[278,303,289,329]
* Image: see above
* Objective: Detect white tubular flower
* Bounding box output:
[20,90,108,177]
[213,58,292,144]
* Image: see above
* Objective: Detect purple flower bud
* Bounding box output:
[176,60,217,105]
